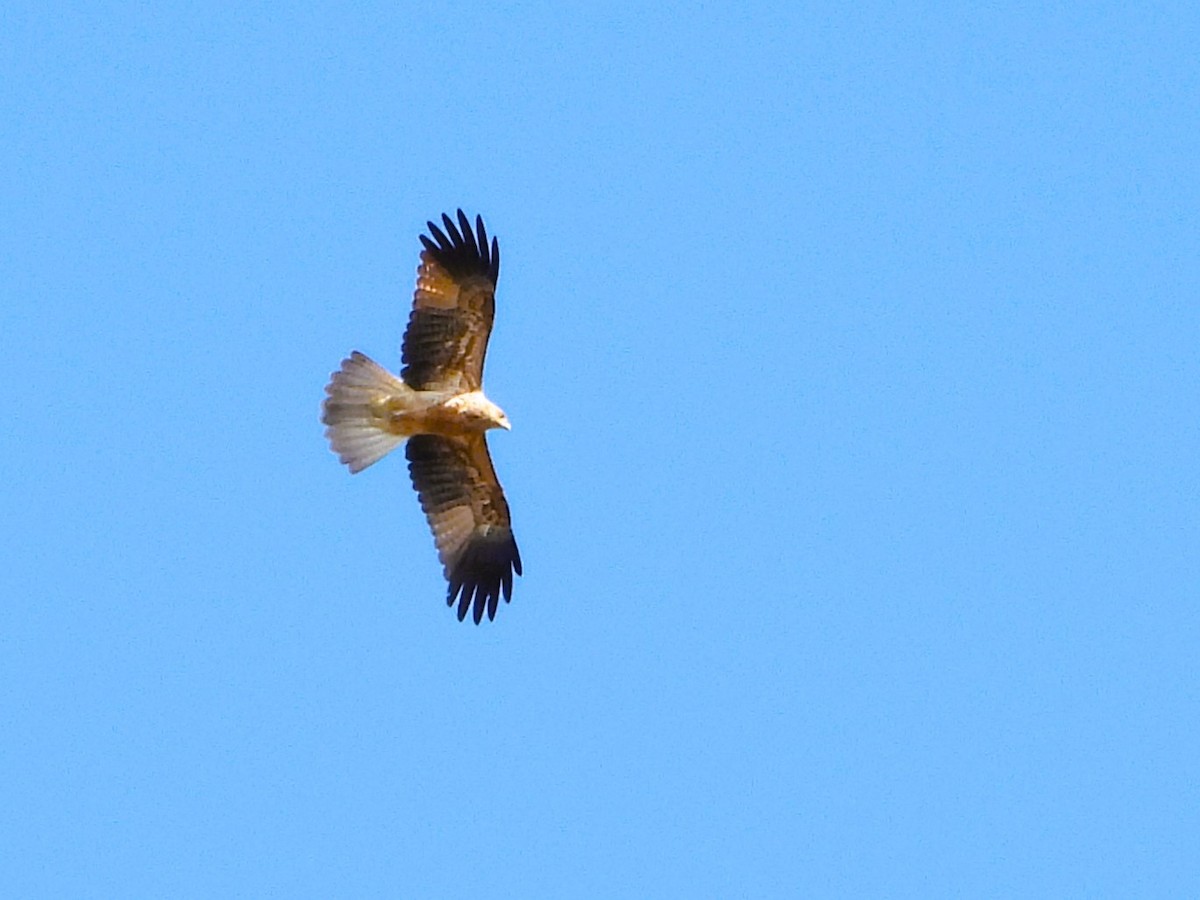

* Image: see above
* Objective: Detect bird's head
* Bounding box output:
[488,403,512,431]
[460,393,510,431]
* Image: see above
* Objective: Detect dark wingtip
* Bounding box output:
[457,209,476,253]
[443,530,521,624]
[420,211,498,284]
[426,220,452,252]
[441,212,464,246]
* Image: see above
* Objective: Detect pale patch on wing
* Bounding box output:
[414,252,462,309]
[432,504,476,566]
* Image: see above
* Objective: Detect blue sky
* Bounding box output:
[3,2,1198,896]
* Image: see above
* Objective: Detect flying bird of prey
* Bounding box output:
[321,211,522,623]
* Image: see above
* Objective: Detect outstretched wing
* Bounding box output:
[405,433,522,623]
[401,210,500,392]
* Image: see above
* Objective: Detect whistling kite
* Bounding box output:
[321,211,522,623]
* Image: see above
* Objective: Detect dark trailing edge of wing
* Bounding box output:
[419,209,500,285]
[447,528,523,624]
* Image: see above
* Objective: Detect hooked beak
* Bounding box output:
[499,416,512,431]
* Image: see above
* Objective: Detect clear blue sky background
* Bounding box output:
[3,3,1197,896]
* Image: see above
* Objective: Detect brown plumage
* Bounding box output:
[321,211,522,623]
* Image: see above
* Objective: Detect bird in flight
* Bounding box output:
[321,210,522,623]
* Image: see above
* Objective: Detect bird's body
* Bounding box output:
[321,211,522,623]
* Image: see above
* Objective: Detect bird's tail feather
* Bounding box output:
[322,351,412,473]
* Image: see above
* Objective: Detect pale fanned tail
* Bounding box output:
[322,351,411,473]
